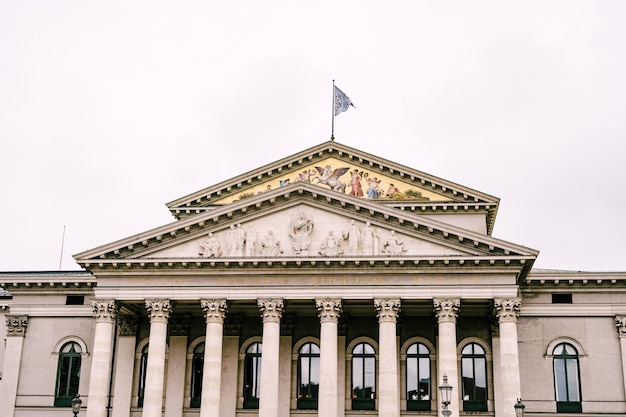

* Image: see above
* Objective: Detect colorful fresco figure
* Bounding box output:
[313,165,350,192]
[366,177,381,199]
[348,169,364,197]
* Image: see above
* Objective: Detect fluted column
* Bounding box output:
[375,298,401,417]
[616,316,626,402]
[142,299,173,417]
[258,298,284,417]
[494,298,522,417]
[316,298,342,417]
[112,316,138,417]
[200,299,228,417]
[434,298,460,417]
[87,300,118,417]
[0,315,28,416]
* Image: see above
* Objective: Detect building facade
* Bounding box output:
[1,141,625,417]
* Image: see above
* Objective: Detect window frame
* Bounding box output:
[243,341,262,409]
[296,341,320,410]
[460,342,488,412]
[552,342,582,413]
[350,341,377,410]
[405,341,432,411]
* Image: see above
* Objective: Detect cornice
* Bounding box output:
[523,270,626,288]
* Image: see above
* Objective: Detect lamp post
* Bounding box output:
[71,394,82,417]
[438,374,453,417]
[514,398,525,417]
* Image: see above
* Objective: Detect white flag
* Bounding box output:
[334,85,356,116]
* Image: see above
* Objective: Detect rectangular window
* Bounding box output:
[66,295,84,305]
[552,294,572,304]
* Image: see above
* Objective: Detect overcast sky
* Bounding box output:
[1,1,625,272]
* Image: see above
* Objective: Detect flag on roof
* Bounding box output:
[333,85,356,116]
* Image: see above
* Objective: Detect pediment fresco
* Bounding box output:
[141,206,465,260]
[210,157,451,205]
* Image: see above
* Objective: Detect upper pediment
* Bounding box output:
[75,182,535,279]
[166,141,500,234]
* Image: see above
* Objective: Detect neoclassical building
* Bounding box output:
[1,141,625,417]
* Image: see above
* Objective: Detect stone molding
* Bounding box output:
[91,299,117,323]
[258,298,284,323]
[145,298,173,323]
[201,299,228,324]
[374,298,401,323]
[433,298,460,323]
[494,297,521,323]
[117,316,138,336]
[6,315,28,337]
[616,315,626,338]
[316,298,342,323]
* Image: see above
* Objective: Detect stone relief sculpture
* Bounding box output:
[361,222,379,255]
[199,233,220,258]
[319,231,342,257]
[260,230,282,257]
[245,225,257,257]
[342,219,361,255]
[224,225,238,256]
[382,230,406,256]
[288,212,314,255]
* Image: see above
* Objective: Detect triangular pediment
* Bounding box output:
[75,183,536,277]
[166,141,500,234]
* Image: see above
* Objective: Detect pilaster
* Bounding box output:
[112,316,138,417]
[0,315,28,416]
[434,298,460,417]
[494,298,522,417]
[316,298,342,417]
[375,298,401,417]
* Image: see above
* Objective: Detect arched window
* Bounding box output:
[138,344,149,407]
[243,342,262,409]
[352,342,376,410]
[54,342,82,407]
[553,343,582,413]
[461,343,487,411]
[190,343,204,408]
[406,342,431,411]
[297,342,320,409]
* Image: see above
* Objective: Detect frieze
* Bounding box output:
[6,315,28,337]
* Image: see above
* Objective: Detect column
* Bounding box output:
[221,314,243,417]
[87,300,118,417]
[164,315,190,417]
[258,298,284,417]
[615,316,626,402]
[375,298,401,417]
[200,299,228,417]
[494,298,522,417]
[142,299,173,417]
[316,298,342,417]
[434,298,460,417]
[0,315,28,416]
[490,320,503,417]
[112,316,138,417]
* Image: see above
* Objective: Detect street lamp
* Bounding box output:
[514,398,525,417]
[438,374,453,417]
[71,394,82,417]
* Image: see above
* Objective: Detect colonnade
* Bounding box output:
[0,297,527,417]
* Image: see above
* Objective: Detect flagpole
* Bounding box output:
[331,79,335,141]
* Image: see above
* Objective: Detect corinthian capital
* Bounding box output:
[6,315,28,337]
[145,299,173,323]
[258,298,284,323]
[316,298,342,323]
[494,298,521,323]
[91,299,117,323]
[201,299,229,324]
[616,315,626,338]
[374,298,401,323]
[433,298,460,323]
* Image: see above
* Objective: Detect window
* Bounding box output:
[297,342,320,409]
[138,344,149,407]
[461,343,487,411]
[243,342,262,409]
[190,343,204,408]
[65,295,84,305]
[54,342,82,407]
[406,342,431,411]
[352,342,376,410]
[553,343,582,413]
[552,294,572,304]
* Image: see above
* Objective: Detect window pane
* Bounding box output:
[475,358,487,401]
[418,343,429,355]
[407,357,418,393]
[418,357,430,400]
[310,356,320,385]
[301,357,310,385]
[566,359,580,401]
[364,357,376,395]
[554,358,567,401]
[353,357,364,394]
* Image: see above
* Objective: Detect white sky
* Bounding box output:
[1,1,625,272]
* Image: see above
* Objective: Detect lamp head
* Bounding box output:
[71,394,82,415]
[514,398,525,417]
[438,374,453,406]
